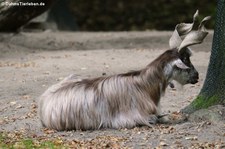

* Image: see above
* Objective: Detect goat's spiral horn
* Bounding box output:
[169,10,211,51]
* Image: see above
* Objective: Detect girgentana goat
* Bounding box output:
[38,10,210,131]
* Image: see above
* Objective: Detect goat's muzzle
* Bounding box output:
[188,72,199,84]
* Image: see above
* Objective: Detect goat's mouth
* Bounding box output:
[188,79,199,84]
[187,74,199,84]
[191,80,198,84]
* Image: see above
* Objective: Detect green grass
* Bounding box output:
[0,133,68,149]
[0,131,126,148]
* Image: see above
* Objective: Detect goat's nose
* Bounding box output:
[194,72,199,79]
[192,71,199,80]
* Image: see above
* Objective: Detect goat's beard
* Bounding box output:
[169,81,183,90]
[168,82,175,88]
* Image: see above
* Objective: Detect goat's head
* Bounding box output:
[170,47,198,85]
[168,10,210,85]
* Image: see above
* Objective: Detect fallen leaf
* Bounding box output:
[16,104,23,109]
[21,95,31,100]
[10,101,17,105]
[81,67,87,70]
[159,141,168,146]
[43,128,56,134]
[185,136,198,140]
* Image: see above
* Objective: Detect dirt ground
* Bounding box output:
[0,31,224,148]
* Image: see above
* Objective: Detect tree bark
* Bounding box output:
[182,0,225,114]
[0,0,54,32]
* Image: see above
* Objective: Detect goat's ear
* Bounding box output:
[173,59,189,69]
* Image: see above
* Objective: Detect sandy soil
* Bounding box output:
[0,31,224,148]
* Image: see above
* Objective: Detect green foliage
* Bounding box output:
[68,0,215,31]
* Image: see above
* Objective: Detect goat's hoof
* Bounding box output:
[148,115,158,124]
[158,115,171,124]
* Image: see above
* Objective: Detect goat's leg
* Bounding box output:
[154,104,171,124]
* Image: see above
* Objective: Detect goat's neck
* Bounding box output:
[142,65,171,105]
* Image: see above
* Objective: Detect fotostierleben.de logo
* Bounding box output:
[1,1,45,6]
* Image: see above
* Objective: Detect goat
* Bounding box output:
[38,10,210,131]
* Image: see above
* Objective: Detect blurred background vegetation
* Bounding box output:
[65,0,215,31]
[0,0,216,32]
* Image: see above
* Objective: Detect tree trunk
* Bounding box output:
[0,0,54,32]
[182,0,225,114]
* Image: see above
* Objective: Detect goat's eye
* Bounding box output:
[183,57,188,63]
